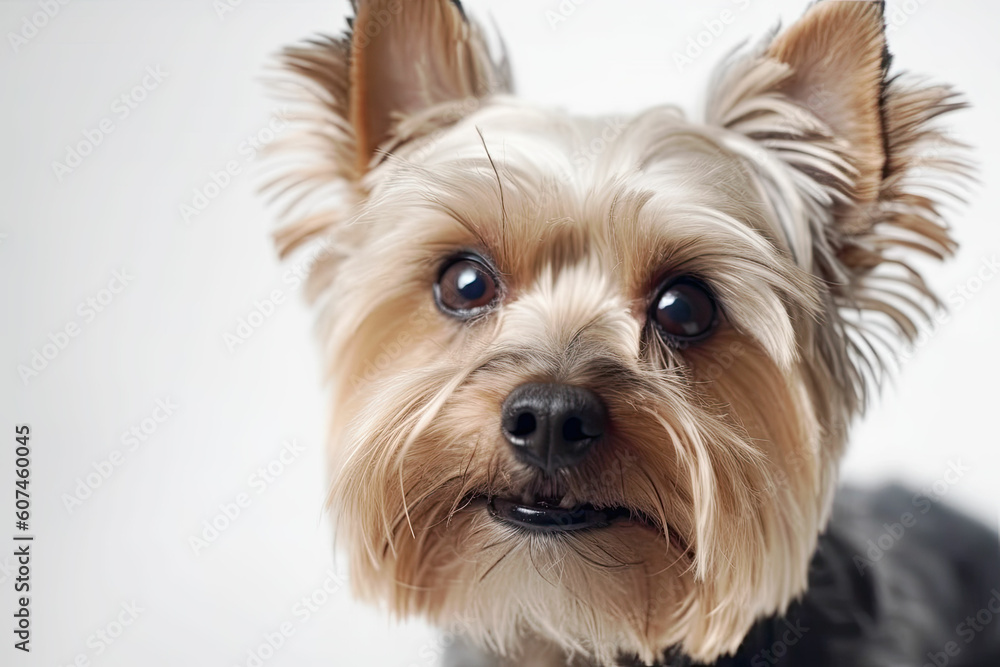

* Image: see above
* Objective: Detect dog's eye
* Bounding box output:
[652,277,717,343]
[435,256,498,317]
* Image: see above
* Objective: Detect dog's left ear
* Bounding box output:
[708,0,970,385]
[710,0,898,234]
[764,0,889,229]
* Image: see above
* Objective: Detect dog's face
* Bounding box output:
[271,1,966,663]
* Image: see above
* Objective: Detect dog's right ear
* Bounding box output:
[272,0,510,257]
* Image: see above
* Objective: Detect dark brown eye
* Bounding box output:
[435,256,498,317]
[652,277,717,343]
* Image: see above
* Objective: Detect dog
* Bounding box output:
[266,1,1000,664]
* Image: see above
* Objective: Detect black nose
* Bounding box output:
[501,383,606,473]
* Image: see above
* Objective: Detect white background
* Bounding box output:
[2,1,998,666]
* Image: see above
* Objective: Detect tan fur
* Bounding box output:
[266,2,971,664]
[767,0,888,216]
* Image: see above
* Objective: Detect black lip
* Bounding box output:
[488,497,631,533]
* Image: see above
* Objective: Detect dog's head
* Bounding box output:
[269,1,968,663]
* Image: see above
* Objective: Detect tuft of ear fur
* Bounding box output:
[266,0,511,268]
[706,0,972,404]
[767,0,890,220]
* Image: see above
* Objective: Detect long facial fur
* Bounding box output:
[266,1,971,664]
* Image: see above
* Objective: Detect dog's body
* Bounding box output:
[445,487,1000,665]
[268,1,1000,665]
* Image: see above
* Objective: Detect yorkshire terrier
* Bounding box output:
[267,1,1000,665]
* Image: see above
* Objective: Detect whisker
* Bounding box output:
[478,545,516,583]
[569,539,636,570]
[476,126,507,258]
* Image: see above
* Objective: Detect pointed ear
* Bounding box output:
[709,0,970,261]
[765,0,889,220]
[707,0,971,393]
[271,0,510,258]
[349,0,510,173]
[708,3,904,240]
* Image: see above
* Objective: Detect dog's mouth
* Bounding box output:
[485,495,692,555]
[487,496,634,533]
